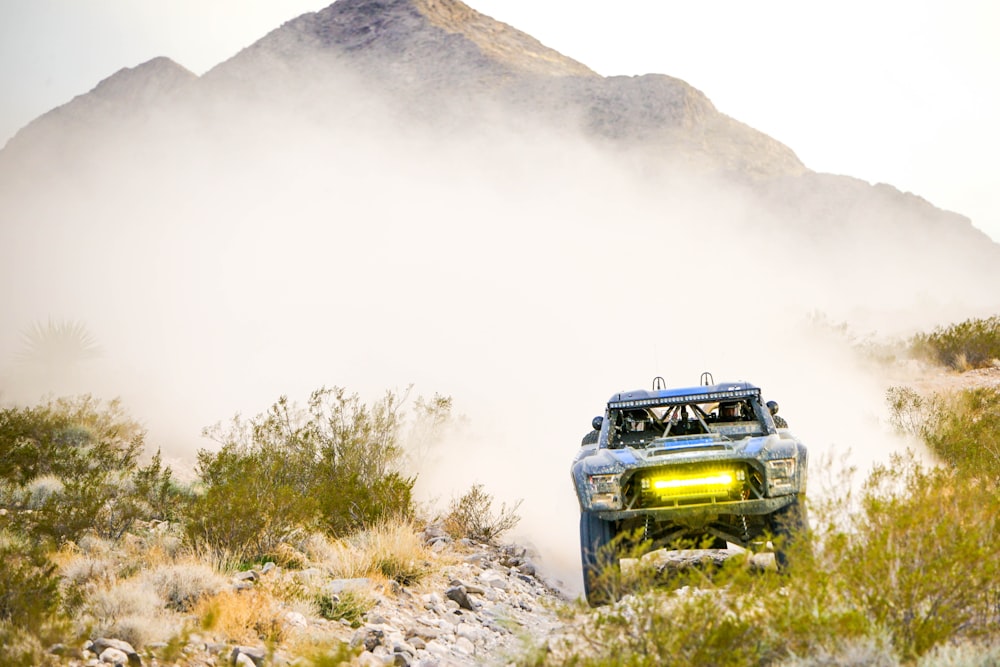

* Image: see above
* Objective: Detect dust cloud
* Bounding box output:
[0,70,996,596]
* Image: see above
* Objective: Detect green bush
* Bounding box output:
[133,449,188,522]
[187,386,442,562]
[909,315,1000,370]
[0,528,66,665]
[0,396,142,487]
[0,528,62,629]
[832,454,1000,659]
[442,483,522,544]
[315,591,369,627]
[922,388,1000,477]
[887,385,1000,478]
[0,396,182,544]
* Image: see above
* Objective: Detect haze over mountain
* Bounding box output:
[1,0,997,588]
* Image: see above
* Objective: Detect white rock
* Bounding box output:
[456,623,481,643]
[454,637,475,655]
[479,570,509,591]
[285,611,308,628]
[425,640,450,657]
[356,652,386,667]
[98,647,128,666]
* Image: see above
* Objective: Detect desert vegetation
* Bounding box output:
[908,314,1000,371]
[0,386,529,665]
[3,313,1000,666]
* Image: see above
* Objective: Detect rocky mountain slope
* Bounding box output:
[2,0,996,292]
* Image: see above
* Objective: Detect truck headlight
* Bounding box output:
[767,458,796,493]
[587,474,622,509]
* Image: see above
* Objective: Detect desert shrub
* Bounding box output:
[555,582,771,667]
[885,385,929,439]
[555,543,874,667]
[132,449,188,522]
[887,385,1000,477]
[185,442,320,564]
[142,562,227,612]
[187,386,438,562]
[315,590,370,627]
[403,393,455,462]
[300,643,362,667]
[319,471,414,538]
[0,625,61,667]
[909,315,1000,370]
[442,483,522,544]
[830,454,1000,658]
[307,387,417,534]
[85,578,163,641]
[0,528,63,634]
[921,387,1000,476]
[0,396,143,487]
[0,396,182,544]
[27,472,147,542]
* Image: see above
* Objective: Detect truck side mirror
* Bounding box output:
[591,416,604,431]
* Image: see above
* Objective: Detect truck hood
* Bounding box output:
[577,433,793,475]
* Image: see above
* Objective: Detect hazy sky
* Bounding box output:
[2,0,998,243]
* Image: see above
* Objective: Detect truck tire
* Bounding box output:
[769,495,810,570]
[580,511,617,606]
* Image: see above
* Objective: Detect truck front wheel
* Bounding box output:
[769,495,810,570]
[580,511,619,606]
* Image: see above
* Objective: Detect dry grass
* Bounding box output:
[139,560,228,612]
[24,474,64,509]
[302,519,435,586]
[194,587,285,645]
[916,640,1000,667]
[302,533,371,579]
[59,554,114,586]
[85,578,174,648]
[349,520,432,586]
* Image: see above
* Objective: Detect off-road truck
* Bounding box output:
[572,374,808,605]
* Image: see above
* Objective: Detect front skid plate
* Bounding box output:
[592,496,795,522]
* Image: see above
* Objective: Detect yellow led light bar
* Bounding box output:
[652,473,734,490]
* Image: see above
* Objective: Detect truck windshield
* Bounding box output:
[608,397,766,447]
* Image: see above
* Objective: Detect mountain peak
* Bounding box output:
[88,57,197,105]
[3,56,196,156]
[214,0,596,85]
[333,0,598,78]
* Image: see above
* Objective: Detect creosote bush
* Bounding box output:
[887,385,1000,477]
[442,483,522,544]
[909,314,1000,370]
[0,396,183,544]
[0,528,63,639]
[188,386,449,563]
